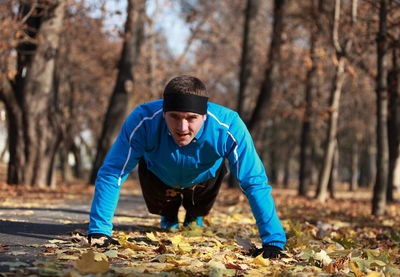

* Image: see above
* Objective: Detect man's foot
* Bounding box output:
[183,212,203,227]
[161,216,179,229]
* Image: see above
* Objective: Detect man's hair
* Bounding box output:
[163,75,208,97]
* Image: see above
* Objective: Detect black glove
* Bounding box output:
[251,245,282,259]
[88,233,120,247]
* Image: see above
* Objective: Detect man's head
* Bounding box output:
[163,75,208,146]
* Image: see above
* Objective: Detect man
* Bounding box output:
[88,75,286,258]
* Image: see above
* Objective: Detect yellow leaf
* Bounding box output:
[183,227,203,237]
[93,252,108,262]
[119,248,137,258]
[75,251,109,274]
[146,232,158,242]
[366,273,383,277]
[350,262,364,277]
[170,234,183,245]
[252,255,270,267]
[104,249,118,258]
[58,254,79,260]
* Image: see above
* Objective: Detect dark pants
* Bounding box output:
[138,159,227,218]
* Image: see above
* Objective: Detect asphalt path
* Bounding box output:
[0,192,149,272]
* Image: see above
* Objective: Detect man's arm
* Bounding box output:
[225,114,286,250]
[88,110,147,236]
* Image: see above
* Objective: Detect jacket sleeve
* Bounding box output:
[88,110,147,236]
[225,114,286,249]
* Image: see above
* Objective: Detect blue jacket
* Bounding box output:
[89,100,286,249]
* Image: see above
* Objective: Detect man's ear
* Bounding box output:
[203,114,207,121]
[163,112,166,118]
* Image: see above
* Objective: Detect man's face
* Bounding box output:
[163,111,206,146]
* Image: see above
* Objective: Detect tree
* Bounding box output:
[237,0,261,122]
[316,0,357,202]
[372,0,389,216]
[387,45,400,202]
[299,0,323,196]
[246,0,286,134]
[90,0,146,184]
[0,0,66,187]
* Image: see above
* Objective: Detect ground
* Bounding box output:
[0,163,399,276]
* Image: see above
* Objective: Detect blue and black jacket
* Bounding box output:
[89,100,286,249]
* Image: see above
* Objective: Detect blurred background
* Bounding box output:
[0,0,399,215]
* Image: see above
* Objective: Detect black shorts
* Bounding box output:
[138,159,227,218]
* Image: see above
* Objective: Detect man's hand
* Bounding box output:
[251,245,282,259]
[261,245,282,258]
[88,233,120,248]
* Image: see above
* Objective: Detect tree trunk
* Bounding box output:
[328,143,339,199]
[246,0,285,133]
[316,57,345,202]
[387,48,399,202]
[0,133,7,162]
[372,0,389,216]
[71,141,83,179]
[237,0,261,121]
[146,0,159,99]
[21,0,65,188]
[90,0,146,184]
[1,1,65,187]
[0,79,25,184]
[299,0,320,196]
[226,0,262,189]
[350,141,359,191]
[359,142,376,188]
[316,0,356,203]
[283,146,293,188]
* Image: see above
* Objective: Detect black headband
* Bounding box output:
[163,93,208,115]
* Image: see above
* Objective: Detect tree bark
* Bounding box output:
[359,141,376,188]
[246,0,285,133]
[146,0,159,99]
[316,0,357,202]
[387,48,399,202]
[0,79,25,184]
[350,141,359,191]
[21,0,65,188]
[299,0,321,196]
[328,143,339,199]
[0,0,65,187]
[227,0,262,189]
[316,57,345,202]
[372,0,389,216]
[237,0,261,121]
[90,0,146,184]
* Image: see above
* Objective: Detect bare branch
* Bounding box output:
[332,0,342,53]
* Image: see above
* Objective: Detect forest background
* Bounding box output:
[1,0,400,276]
[0,0,399,216]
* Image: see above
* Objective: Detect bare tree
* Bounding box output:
[316,0,357,202]
[387,47,399,202]
[247,0,286,133]
[237,0,261,121]
[0,0,66,187]
[372,0,390,216]
[90,0,146,184]
[299,0,322,197]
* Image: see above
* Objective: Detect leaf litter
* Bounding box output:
[0,182,399,276]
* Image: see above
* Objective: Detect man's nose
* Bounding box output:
[177,119,188,131]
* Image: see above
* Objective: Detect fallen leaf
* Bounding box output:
[146,232,158,242]
[235,236,254,251]
[252,255,271,267]
[75,251,109,274]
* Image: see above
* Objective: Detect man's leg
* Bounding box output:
[138,159,181,221]
[181,162,228,224]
